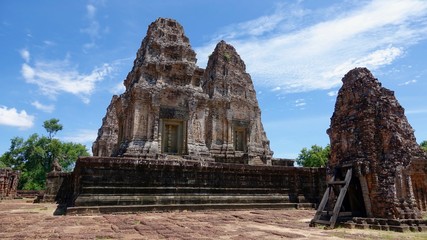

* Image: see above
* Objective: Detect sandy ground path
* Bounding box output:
[1,199,426,239]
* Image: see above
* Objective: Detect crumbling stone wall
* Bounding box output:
[0,168,20,199]
[328,67,427,219]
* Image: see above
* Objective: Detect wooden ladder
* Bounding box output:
[310,168,353,229]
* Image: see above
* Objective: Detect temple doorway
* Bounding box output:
[161,120,184,154]
[234,128,247,151]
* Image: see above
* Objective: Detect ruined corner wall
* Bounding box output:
[328,67,427,219]
[0,168,20,199]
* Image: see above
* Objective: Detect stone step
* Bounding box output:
[67,202,315,215]
[80,186,291,195]
[74,194,294,206]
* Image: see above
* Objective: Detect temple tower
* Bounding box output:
[327,67,427,219]
[93,18,272,164]
[203,41,272,165]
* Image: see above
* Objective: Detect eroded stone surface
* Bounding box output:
[203,41,272,164]
[92,18,272,165]
[0,168,20,199]
[4,199,424,239]
[328,67,427,219]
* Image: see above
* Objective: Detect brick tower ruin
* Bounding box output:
[327,67,427,219]
[92,18,272,165]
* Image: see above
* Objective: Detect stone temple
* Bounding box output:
[92,18,272,165]
[41,19,427,227]
[61,18,324,214]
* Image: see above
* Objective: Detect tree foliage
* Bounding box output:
[296,144,330,167]
[421,141,427,152]
[43,118,63,139]
[0,119,89,190]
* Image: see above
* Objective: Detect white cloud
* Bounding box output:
[0,106,34,129]
[295,99,306,107]
[86,4,96,18]
[399,79,417,86]
[20,49,30,63]
[110,81,125,95]
[21,53,112,103]
[271,86,281,92]
[62,129,97,143]
[195,0,427,93]
[31,101,55,113]
[81,3,106,50]
[327,91,338,97]
[43,40,56,46]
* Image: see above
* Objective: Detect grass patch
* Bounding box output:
[223,52,231,62]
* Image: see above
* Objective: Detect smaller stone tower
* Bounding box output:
[327,67,427,219]
[203,41,273,165]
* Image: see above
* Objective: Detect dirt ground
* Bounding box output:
[1,199,426,239]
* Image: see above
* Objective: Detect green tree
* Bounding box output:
[421,141,427,152]
[0,119,89,190]
[43,118,63,139]
[296,144,330,167]
[0,161,5,168]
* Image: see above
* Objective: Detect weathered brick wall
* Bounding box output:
[0,168,20,199]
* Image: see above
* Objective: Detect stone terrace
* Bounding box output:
[2,199,427,239]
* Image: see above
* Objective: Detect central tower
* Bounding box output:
[93,18,272,165]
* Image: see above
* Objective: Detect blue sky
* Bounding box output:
[1,0,427,159]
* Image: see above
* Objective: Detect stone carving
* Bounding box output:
[327,67,427,219]
[52,158,62,172]
[92,18,272,165]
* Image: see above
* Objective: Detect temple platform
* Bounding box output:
[65,157,325,214]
